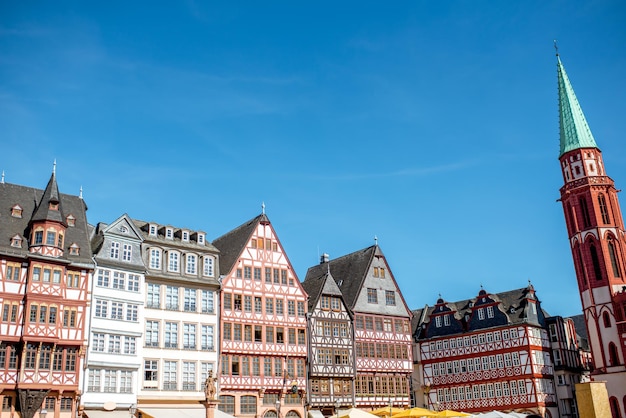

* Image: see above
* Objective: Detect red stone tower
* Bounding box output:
[555,53,626,414]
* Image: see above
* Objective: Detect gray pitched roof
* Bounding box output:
[212,213,268,275]
[568,313,589,350]
[31,172,66,225]
[0,180,93,266]
[412,285,546,338]
[304,245,377,310]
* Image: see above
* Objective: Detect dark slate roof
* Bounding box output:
[304,245,376,310]
[302,270,328,312]
[31,172,66,225]
[412,285,546,339]
[212,213,268,275]
[0,180,94,266]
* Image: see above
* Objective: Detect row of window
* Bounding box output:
[220,354,305,378]
[143,359,214,391]
[145,320,215,350]
[2,397,73,413]
[354,375,409,396]
[13,303,80,328]
[354,342,410,360]
[310,379,352,395]
[32,227,64,248]
[354,315,410,334]
[429,328,522,353]
[26,265,82,287]
[223,323,305,345]
[94,299,139,322]
[149,248,215,277]
[316,348,351,365]
[91,333,138,355]
[0,343,77,371]
[147,224,206,245]
[96,269,140,291]
[87,368,133,393]
[432,352,522,376]
[435,379,531,403]
[146,285,215,313]
[314,320,350,338]
[366,288,396,305]
[249,238,279,252]
[218,394,301,416]
[320,295,343,311]
[234,266,295,287]
[223,293,305,317]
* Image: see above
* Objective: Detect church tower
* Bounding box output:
[556,52,626,413]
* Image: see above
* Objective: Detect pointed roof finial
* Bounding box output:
[553,39,559,57]
[374,235,378,246]
[1,170,4,184]
[262,201,265,215]
[53,159,57,175]
[79,186,83,199]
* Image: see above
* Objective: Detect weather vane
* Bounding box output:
[554,39,559,56]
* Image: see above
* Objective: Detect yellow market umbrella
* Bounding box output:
[436,411,470,417]
[371,408,405,417]
[392,408,438,418]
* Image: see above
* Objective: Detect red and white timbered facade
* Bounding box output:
[214,213,308,418]
[413,287,558,417]
[0,172,94,418]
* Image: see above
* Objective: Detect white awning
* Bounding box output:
[139,408,234,418]
[84,411,132,418]
[308,410,326,418]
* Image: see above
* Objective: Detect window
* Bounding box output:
[201,325,214,350]
[367,288,378,304]
[147,284,161,309]
[186,254,197,274]
[108,335,121,353]
[385,291,396,306]
[168,252,179,272]
[487,306,494,318]
[244,266,251,279]
[219,396,235,415]
[254,267,261,281]
[245,296,252,312]
[184,288,197,312]
[67,272,80,288]
[6,263,20,281]
[124,336,137,354]
[95,300,108,318]
[120,370,133,393]
[126,304,138,322]
[127,274,140,292]
[608,239,622,278]
[150,248,161,269]
[46,231,56,246]
[144,360,158,383]
[298,301,305,317]
[111,302,123,320]
[182,361,196,390]
[201,290,214,313]
[241,396,257,414]
[145,321,159,347]
[598,194,611,224]
[166,286,179,310]
[255,297,262,313]
[477,308,485,320]
[149,225,157,236]
[110,242,120,259]
[122,244,132,261]
[112,272,125,289]
[183,324,196,349]
[88,369,102,392]
[165,322,179,348]
[203,257,214,277]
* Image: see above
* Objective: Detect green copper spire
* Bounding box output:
[557,55,598,157]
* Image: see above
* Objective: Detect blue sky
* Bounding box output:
[2,1,625,317]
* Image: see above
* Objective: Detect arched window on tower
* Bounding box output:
[610,396,621,418]
[566,202,576,232]
[590,244,603,281]
[608,238,622,278]
[579,197,591,227]
[603,311,612,328]
[575,244,588,288]
[609,342,620,366]
[598,194,611,224]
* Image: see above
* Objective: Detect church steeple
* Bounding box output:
[557,55,598,157]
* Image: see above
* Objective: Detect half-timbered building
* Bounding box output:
[302,256,355,414]
[304,245,413,410]
[213,212,308,418]
[0,170,94,418]
[81,214,147,417]
[133,219,220,411]
[413,285,558,417]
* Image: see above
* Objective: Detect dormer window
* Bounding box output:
[11,205,23,218]
[11,235,22,248]
[197,234,205,244]
[166,228,173,239]
[182,231,189,242]
[69,243,80,256]
[66,214,76,226]
[149,225,157,236]
[49,202,59,210]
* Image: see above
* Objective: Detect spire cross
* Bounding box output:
[554,39,559,56]
[79,186,83,199]
[374,235,378,246]
[53,159,57,174]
